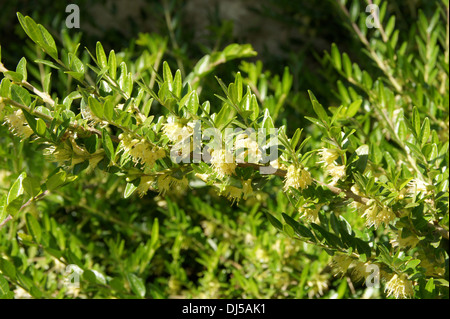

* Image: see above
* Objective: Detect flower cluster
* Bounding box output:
[234,132,262,163]
[4,109,34,140]
[210,149,237,178]
[362,200,396,229]
[119,133,165,169]
[283,164,312,191]
[162,117,194,143]
[221,179,253,204]
[298,203,323,223]
[318,148,346,184]
[45,137,104,172]
[384,273,414,299]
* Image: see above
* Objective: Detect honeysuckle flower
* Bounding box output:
[384,273,414,299]
[210,149,236,178]
[119,133,165,169]
[136,176,155,197]
[222,185,243,204]
[390,230,420,249]
[4,109,33,140]
[157,174,189,195]
[407,178,430,196]
[299,203,323,223]
[283,164,312,191]
[362,200,396,229]
[235,133,262,163]
[420,258,446,277]
[13,287,32,299]
[318,148,340,165]
[331,255,353,277]
[163,117,194,143]
[351,261,370,282]
[326,163,346,183]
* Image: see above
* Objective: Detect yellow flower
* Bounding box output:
[283,165,312,191]
[384,273,414,299]
[318,148,340,165]
[390,231,420,249]
[235,133,262,163]
[163,118,193,143]
[408,178,430,197]
[351,261,370,282]
[326,163,346,183]
[242,179,253,200]
[331,255,353,277]
[223,185,243,204]
[136,176,155,197]
[4,109,33,140]
[210,149,237,178]
[157,174,188,195]
[299,203,323,223]
[119,133,165,169]
[362,200,396,229]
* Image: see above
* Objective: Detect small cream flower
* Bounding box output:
[390,231,420,249]
[210,149,237,178]
[157,174,188,195]
[384,273,414,299]
[136,176,155,197]
[235,133,262,163]
[331,255,353,277]
[163,118,193,143]
[4,109,34,140]
[119,133,165,169]
[326,163,346,183]
[299,203,323,223]
[408,178,430,197]
[318,148,340,165]
[362,200,396,229]
[284,165,312,191]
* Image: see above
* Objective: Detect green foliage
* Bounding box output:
[0,0,448,299]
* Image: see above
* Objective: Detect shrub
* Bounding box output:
[0,0,448,299]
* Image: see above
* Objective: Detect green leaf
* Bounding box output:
[23,176,41,198]
[11,84,31,106]
[38,24,58,60]
[0,258,16,281]
[265,212,283,231]
[102,128,115,162]
[124,182,137,198]
[88,96,103,119]
[16,57,27,82]
[96,41,108,69]
[7,172,26,206]
[419,117,430,147]
[0,274,13,299]
[127,273,146,298]
[346,99,362,117]
[308,90,328,124]
[331,43,341,71]
[26,213,42,243]
[46,170,66,191]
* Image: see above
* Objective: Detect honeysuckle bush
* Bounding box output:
[0,0,448,299]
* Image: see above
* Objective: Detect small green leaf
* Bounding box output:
[265,212,283,231]
[88,96,103,119]
[96,41,108,69]
[127,273,146,298]
[11,84,31,106]
[25,213,41,243]
[102,128,115,162]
